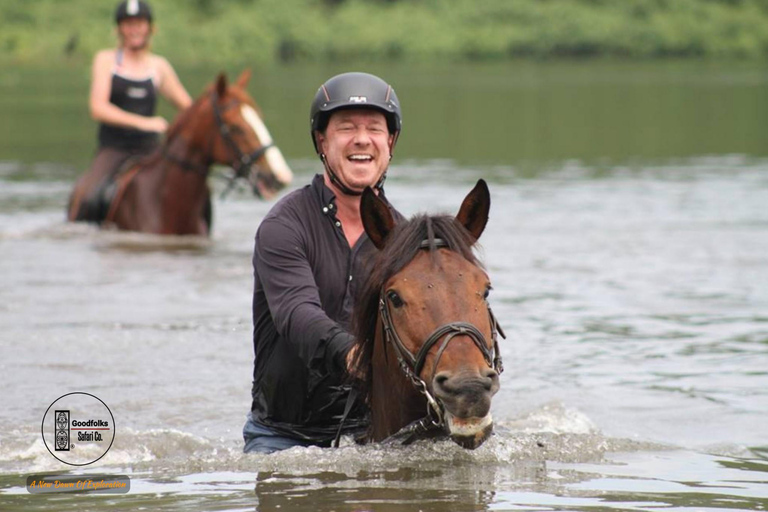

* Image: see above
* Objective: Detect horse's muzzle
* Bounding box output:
[249,165,288,199]
[433,370,499,449]
[445,412,494,449]
[433,370,499,416]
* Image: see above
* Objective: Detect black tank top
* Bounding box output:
[97,54,160,151]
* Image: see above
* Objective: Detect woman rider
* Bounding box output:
[68,0,192,222]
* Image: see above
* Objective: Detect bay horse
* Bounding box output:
[67,70,292,235]
[350,179,505,449]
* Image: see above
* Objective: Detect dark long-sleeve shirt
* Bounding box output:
[251,173,399,442]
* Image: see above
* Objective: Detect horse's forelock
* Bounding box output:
[226,83,259,111]
[350,213,482,402]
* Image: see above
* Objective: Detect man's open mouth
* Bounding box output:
[348,154,373,162]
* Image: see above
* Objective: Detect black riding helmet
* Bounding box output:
[310,72,402,154]
[115,0,153,24]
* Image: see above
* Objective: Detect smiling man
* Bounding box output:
[243,73,404,453]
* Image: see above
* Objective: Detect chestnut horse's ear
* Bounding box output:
[235,69,251,88]
[456,178,490,241]
[215,73,228,99]
[361,187,395,250]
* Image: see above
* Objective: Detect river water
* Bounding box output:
[1,62,768,510]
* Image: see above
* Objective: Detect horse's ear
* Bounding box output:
[235,69,251,88]
[215,73,228,99]
[361,187,395,250]
[456,179,490,241]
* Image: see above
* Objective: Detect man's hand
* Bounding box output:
[346,343,363,380]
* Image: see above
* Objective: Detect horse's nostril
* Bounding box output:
[483,369,499,390]
[434,373,450,388]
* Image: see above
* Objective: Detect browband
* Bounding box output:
[419,238,447,249]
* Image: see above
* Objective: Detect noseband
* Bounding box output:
[378,238,505,439]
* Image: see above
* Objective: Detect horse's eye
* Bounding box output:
[483,286,492,300]
[387,290,404,308]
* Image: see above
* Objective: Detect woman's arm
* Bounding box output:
[89,49,168,133]
[156,56,192,111]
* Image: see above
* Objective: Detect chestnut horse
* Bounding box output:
[67,70,292,235]
[349,179,505,449]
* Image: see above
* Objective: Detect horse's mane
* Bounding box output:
[140,81,259,169]
[132,93,206,169]
[165,93,206,141]
[350,213,483,403]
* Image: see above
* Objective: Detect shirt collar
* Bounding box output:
[311,173,391,211]
[312,173,336,210]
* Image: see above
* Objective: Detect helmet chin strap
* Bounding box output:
[320,154,387,197]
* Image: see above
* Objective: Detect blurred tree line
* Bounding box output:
[2,0,768,65]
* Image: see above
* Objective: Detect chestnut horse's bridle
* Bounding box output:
[210,90,275,197]
[377,238,505,443]
[161,90,275,197]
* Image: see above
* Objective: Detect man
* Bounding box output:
[243,72,403,453]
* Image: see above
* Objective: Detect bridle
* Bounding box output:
[161,90,275,197]
[210,90,275,196]
[377,238,505,443]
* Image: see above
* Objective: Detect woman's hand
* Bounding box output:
[139,116,169,133]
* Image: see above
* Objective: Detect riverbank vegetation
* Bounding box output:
[3,0,768,65]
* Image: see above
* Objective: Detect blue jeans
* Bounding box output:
[242,412,319,454]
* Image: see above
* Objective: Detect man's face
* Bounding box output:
[118,17,152,50]
[317,109,394,194]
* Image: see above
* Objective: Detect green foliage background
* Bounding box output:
[3,0,768,65]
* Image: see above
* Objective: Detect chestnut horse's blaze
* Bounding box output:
[352,179,505,449]
[67,69,292,235]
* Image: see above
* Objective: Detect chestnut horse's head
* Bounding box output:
[353,179,503,449]
[182,70,293,199]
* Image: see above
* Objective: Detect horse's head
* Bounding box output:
[200,70,293,199]
[356,179,503,449]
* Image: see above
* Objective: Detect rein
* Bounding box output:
[161,146,210,176]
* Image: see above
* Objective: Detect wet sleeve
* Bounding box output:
[253,218,353,373]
